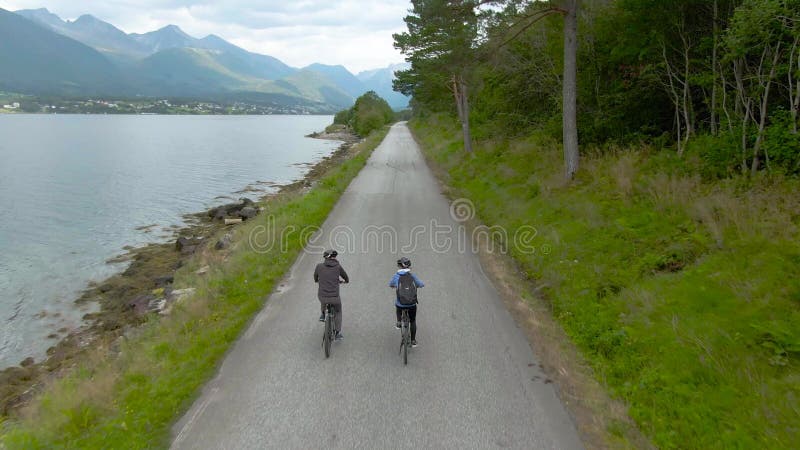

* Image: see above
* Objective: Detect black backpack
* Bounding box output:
[396,273,418,306]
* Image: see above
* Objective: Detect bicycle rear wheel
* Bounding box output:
[323,311,332,358]
[401,310,409,365]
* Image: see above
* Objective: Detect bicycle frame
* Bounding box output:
[399,309,411,365]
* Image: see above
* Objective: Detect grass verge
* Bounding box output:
[0,127,389,449]
[410,114,799,449]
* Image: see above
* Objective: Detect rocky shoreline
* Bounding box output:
[0,129,361,415]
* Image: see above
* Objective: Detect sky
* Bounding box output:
[0,0,411,73]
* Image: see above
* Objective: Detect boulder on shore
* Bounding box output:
[154,275,174,287]
[207,198,257,221]
[169,288,196,302]
[224,197,252,214]
[181,245,198,255]
[128,294,154,316]
[212,207,227,220]
[215,232,234,250]
[175,236,203,253]
[238,206,257,219]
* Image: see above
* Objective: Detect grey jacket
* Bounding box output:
[314,258,349,302]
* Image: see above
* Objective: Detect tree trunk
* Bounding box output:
[720,70,734,134]
[675,103,682,153]
[451,75,473,153]
[662,42,685,155]
[679,31,693,156]
[562,0,579,180]
[733,58,751,174]
[751,43,782,175]
[710,0,719,135]
[789,35,800,134]
[741,99,751,174]
[460,79,473,153]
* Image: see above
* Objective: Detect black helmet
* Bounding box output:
[323,249,338,259]
[397,257,411,268]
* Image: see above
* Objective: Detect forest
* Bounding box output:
[395,1,800,448]
[396,0,800,179]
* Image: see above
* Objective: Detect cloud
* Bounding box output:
[0,0,410,73]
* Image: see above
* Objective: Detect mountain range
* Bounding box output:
[1,8,410,111]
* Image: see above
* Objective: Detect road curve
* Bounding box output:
[172,123,583,449]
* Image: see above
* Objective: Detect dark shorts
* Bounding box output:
[396,305,417,322]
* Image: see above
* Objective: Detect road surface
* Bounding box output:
[172,123,583,449]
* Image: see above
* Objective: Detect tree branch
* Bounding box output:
[490,7,562,51]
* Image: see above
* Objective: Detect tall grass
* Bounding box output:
[411,114,800,449]
[0,129,388,449]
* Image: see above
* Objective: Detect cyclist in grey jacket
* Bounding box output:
[314,250,349,339]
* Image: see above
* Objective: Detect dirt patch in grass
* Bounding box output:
[476,246,654,449]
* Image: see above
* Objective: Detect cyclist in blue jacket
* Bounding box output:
[389,257,424,347]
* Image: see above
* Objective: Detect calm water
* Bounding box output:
[0,114,340,368]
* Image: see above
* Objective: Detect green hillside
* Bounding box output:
[198,35,295,80]
[276,68,354,108]
[0,8,126,95]
[304,63,366,97]
[135,47,248,95]
[133,47,354,108]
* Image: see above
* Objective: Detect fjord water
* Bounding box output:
[0,114,340,368]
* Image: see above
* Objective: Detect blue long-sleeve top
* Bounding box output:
[389,269,424,307]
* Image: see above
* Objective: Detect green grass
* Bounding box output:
[410,114,800,449]
[0,128,388,449]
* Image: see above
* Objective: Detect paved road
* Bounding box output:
[172,123,583,449]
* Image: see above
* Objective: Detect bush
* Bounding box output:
[763,110,800,175]
[333,91,394,137]
[688,133,742,179]
[352,111,385,136]
[333,108,352,125]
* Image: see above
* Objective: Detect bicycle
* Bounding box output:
[398,308,411,365]
[322,303,337,358]
[321,281,346,358]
